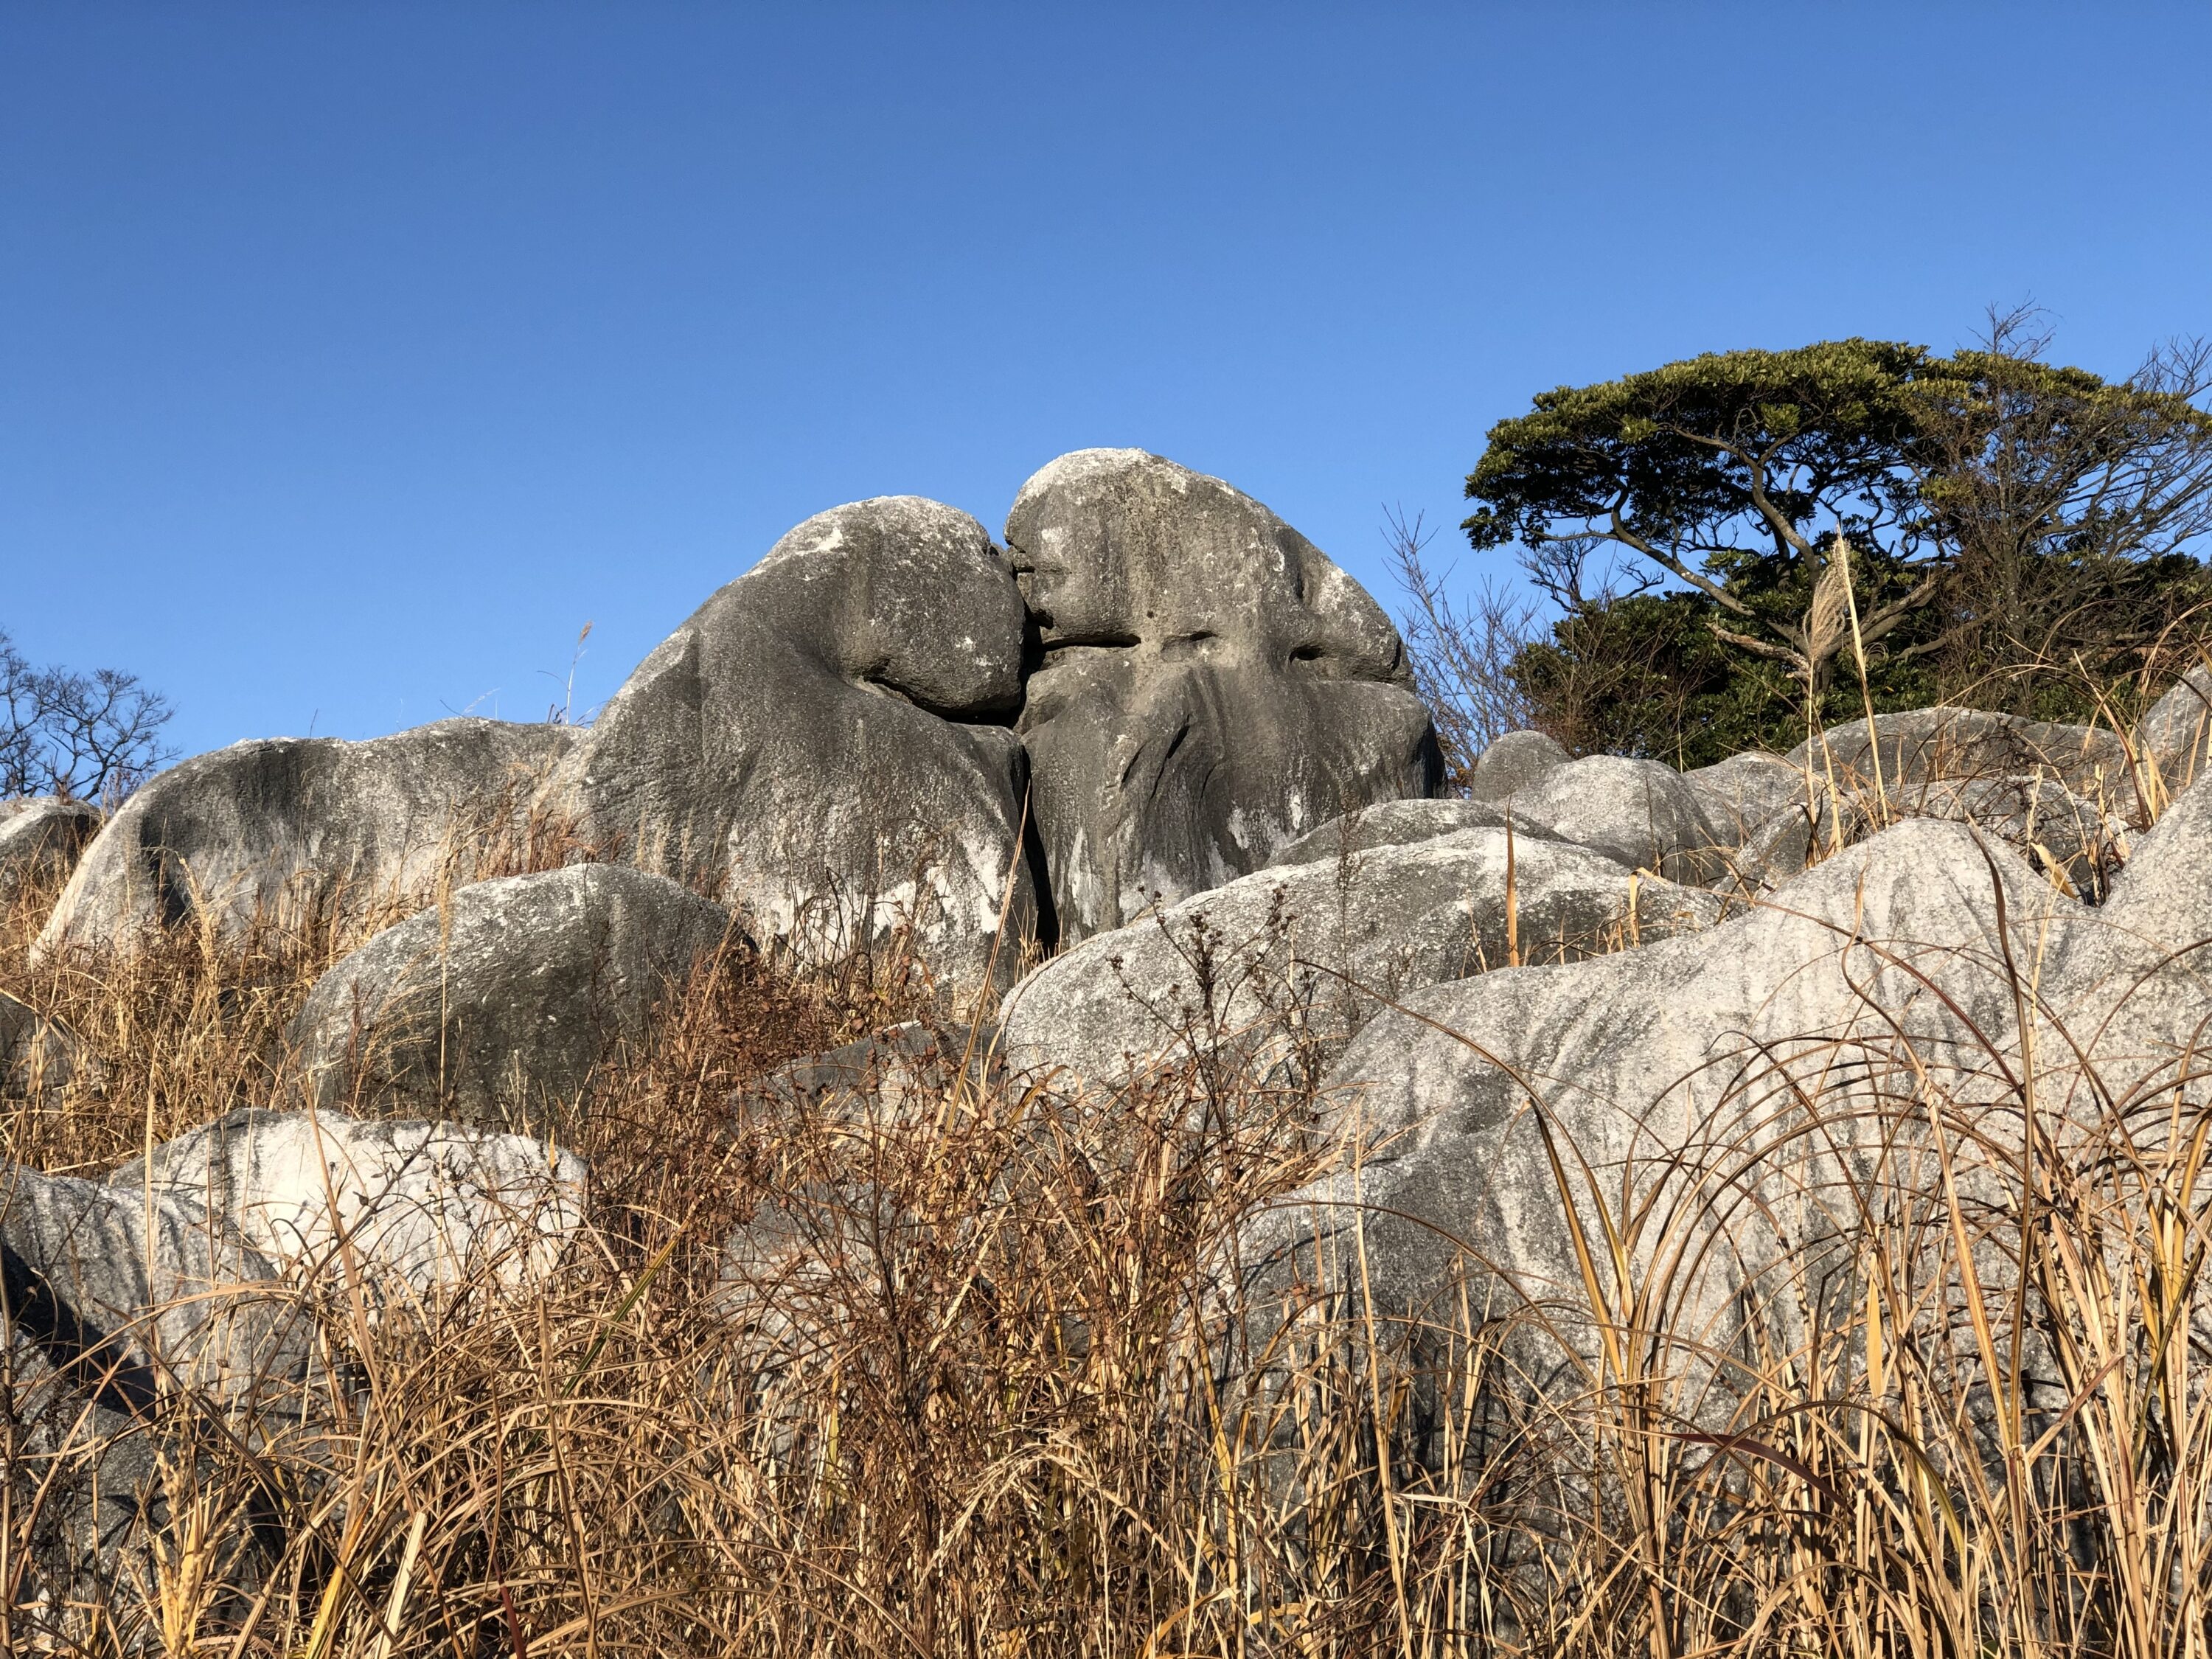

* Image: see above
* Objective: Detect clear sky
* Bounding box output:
[4,4,2208,760]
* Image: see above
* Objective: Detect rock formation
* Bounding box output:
[553,496,1040,991]
[38,718,576,957]
[1006,450,1441,942]
[292,863,735,1128]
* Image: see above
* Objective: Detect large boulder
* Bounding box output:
[291,863,734,1130]
[1001,829,1723,1088]
[1506,754,1731,884]
[111,1107,588,1298]
[1238,782,2212,1390]
[0,796,100,913]
[553,498,1040,992]
[1006,450,1441,942]
[1262,797,1559,870]
[35,718,577,959]
[1682,750,1803,840]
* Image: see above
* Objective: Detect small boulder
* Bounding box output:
[111,1107,588,1297]
[0,797,100,913]
[1007,450,1441,942]
[291,863,735,1130]
[1464,730,1571,803]
[554,497,1040,992]
[1001,828,1722,1088]
[37,719,578,959]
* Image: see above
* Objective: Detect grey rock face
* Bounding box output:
[36,719,578,959]
[1,990,82,1099]
[113,1107,588,1297]
[1264,798,1568,870]
[1787,707,2130,801]
[1464,730,1571,804]
[0,1164,307,1627]
[1241,788,2212,1390]
[2136,666,2212,797]
[1242,822,2082,1349]
[1001,829,1723,1088]
[1728,773,2126,900]
[1682,751,1803,839]
[292,863,734,1130]
[555,497,1039,992]
[0,796,100,913]
[1006,450,1442,942]
[1508,754,1731,884]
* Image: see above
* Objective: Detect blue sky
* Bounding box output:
[4,4,2208,760]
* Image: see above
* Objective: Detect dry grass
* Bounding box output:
[3,788,2212,1655]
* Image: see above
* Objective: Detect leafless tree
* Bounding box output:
[1384,505,1538,786]
[1918,306,2212,712]
[1,630,176,805]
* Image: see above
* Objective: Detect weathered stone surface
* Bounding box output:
[1,1163,299,1400]
[1265,798,1559,870]
[554,497,1039,992]
[1787,707,2129,800]
[1239,779,2212,1383]
[292,863,734,1130]
[0,796,100,912]
[112,1107,588,1297]
[1725,773,2125,900]
[1,990,82,1098]
[36,719,577,959]
[1507,754,1731,884]
[1239,821,2083,1351]
[1001,829,1723,1088]
[1464,730,1571,804]
[0,1164,308,1628]
[1682,751,1803,838]
[1006,450,1441,942]
[2136,666,2212,797]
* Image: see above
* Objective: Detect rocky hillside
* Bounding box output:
[6,448,2212,1647]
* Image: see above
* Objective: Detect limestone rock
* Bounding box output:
[1464,730,1571,804]
[36,719,577,959]
[554,497,1040,992]
[1239,821,2085,1351]
[1001,829,1722,1088]
[2136,666,2212,797]
[291,863,734,1130]
[1507,754,1731,884]
[1264,798,1558,870]
[0,1164,303,1628]
[0,991,82,1099]
[1787,707,2129,800]
[1006,450,1441,942]
[112,1107,588,1297]
[1682,751,1803,839]
[0,796,100,912]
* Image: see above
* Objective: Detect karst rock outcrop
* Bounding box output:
[550,496,1041,990]
[37,718,576,959]
[1006,449,1442,942]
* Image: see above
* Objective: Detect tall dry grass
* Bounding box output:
[2,779,2212,1654]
